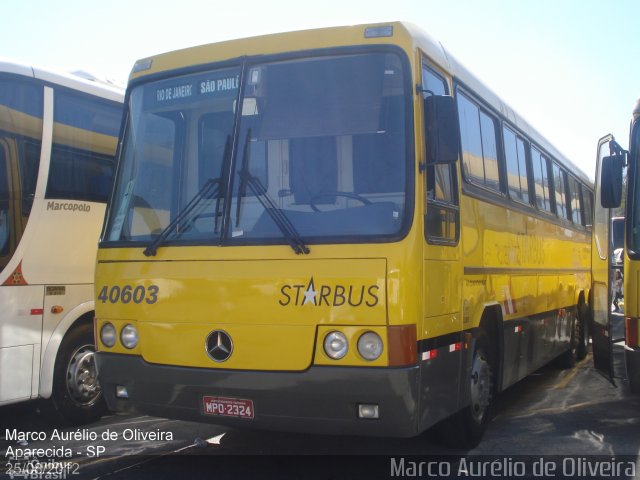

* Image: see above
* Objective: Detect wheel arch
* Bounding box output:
[477,303,504,392]
[39,301,95,399]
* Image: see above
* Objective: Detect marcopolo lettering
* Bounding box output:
[46,201,91,213]
[279,277,380,307]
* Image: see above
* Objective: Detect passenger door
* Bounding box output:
[420,63,463,425]
[592,134,621,382]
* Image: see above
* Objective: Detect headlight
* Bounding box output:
[357,331,383,361]
[100,323,116,348]
[323,331,348,359]
[120,324,139,349]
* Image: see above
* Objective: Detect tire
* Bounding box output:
[438,331,495,449]
[626,351,640,395]
[556,310,582,369]
[575,302,589,361]
[49,322,106,425]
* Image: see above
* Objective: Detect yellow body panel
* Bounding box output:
[458,195,591,328]
[131,24,419,82]
[96,242,422,370]
[141,322,316,370]
[97,257,387,325]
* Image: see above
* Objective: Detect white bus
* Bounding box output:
[0,60,123,423]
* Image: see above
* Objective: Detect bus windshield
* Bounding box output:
[105,51,410,247]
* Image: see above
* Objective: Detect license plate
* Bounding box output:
[202,395,254,419]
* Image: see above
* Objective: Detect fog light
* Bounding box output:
[358,404,379,419]
[100,323,116,348]
[120,324,138,349]
[357,331,383,361]
[324,331,348,359]
[116,385,129,399]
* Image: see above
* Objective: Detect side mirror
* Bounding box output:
[601,153,624,208]
[424,95,460,165]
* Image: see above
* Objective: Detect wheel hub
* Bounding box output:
[66,345,101,405]
[469,351,492,423]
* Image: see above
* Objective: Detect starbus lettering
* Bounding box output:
[278,277,379,307]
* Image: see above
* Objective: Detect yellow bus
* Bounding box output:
[595,98,640,393]
[0,60,123,423]
[94,22,592,447]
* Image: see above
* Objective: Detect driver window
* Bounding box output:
[422,64,459,244]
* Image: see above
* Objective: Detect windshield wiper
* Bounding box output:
[236,129,309,255]
[143,178,220,257]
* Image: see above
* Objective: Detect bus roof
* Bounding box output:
[128,21,590,186]
[0,58,124,103]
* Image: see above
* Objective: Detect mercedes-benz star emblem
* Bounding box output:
[205,330,233,362]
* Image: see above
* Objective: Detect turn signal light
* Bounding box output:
[626,317,639,348]
[388,325,417,366]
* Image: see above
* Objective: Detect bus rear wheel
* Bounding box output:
[575,302,589,361]
[49,322,106,424]
[556,310,585,369]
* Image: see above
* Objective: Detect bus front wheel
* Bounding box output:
[49,322,107,424]
[438,331,495,449]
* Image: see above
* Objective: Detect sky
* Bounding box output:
[4,0,639,180]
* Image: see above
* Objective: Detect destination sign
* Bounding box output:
[145,68,241,108]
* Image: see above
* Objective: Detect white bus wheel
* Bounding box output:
[49,322,107,425]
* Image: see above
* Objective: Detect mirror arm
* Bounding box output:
[416,85,435,97]
[610,139,629,166]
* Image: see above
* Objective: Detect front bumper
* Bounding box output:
[96,352,421,437]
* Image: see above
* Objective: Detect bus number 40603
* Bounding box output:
[97,285,159,304]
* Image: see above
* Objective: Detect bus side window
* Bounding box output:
[582,187,593,227]
[46,90,120,203]
[503,126,530,204]
[422,65,459,244]
[531,146,552,213]
[457,91,501,193]
[0,77,43,257]
[566,175,582,224]
[552,162,569,220]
